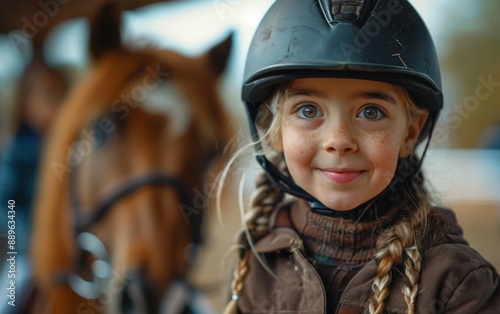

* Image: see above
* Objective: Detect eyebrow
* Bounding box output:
[288,87,328,99]
[353,91,398,105]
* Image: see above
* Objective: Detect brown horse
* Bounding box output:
[29,4,234,313]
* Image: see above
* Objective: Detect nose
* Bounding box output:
[120,271,156,314]
[322,120,358,155]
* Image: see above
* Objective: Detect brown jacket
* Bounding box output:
[238,200,500,313]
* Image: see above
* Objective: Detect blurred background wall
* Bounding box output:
[0,0,499,306]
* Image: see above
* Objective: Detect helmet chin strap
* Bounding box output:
[256,152,392,219]
[309,171,403,220]
[255,154,316,202]
[308,161,408,221]
[310,116,436,218]
[254,115,436,218]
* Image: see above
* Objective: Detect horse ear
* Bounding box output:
[207,33,233,77]
[89,2,122,60]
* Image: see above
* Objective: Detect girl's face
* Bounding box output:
[280,78,426,211]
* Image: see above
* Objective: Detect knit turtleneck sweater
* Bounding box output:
[288,199,400,312]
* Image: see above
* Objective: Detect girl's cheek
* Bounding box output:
[356,119,392,133]
[281,130,295,152]
[366,131,400,155]
[366,132,401,179]
[283,129,313,154]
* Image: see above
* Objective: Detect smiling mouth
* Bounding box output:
[319,169,365,184]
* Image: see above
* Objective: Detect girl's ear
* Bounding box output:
[400,111,429,158]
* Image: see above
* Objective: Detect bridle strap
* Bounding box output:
[62,168,204,297]
[72,172,193,233]
[69,164,203,249]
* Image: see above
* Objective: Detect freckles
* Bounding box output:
[366,131,397,154]
[300,129,314,138]
[365,131,399,180]
[298,132,313,156]
[367,131,390,145]
[297,130,316,144]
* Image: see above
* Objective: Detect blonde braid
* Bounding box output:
[224,153,286,314]
[245,153,286,239]
[399,178,430,314]
[370,222,408,314]
[370,171,433,314]
[401,245,421,314]
[223,251,250,314]
[369,254,394,314]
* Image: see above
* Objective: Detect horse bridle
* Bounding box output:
[61,161,202,300]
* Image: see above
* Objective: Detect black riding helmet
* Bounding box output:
[242,0,443,204]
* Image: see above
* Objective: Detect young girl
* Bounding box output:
[223,0,500,313]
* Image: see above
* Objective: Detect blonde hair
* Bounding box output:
[224,81,442,314]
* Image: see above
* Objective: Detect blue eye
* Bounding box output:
[358,106,385,120]
[297,104,322,119]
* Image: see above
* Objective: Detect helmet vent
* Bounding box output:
[318,0,373,27]
[331,0,364,22]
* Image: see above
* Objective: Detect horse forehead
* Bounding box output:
[140,82,192,137]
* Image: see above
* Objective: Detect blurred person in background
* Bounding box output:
[0,53,68,311]
[0,54,68,250]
